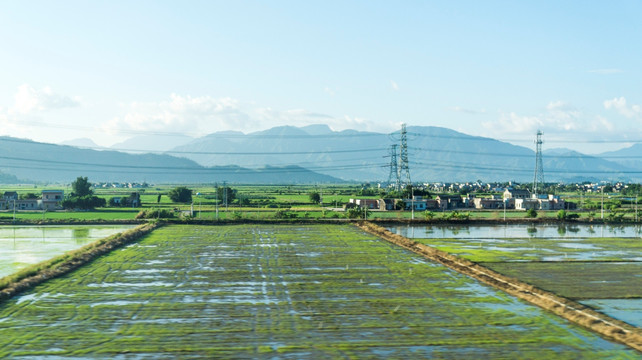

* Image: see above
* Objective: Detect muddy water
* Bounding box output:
[0,225,136,278]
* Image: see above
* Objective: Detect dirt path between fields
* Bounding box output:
[355,221,642,353]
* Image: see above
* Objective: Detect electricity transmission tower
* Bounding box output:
[386,144,399,191]
[532,130,544,197]
[399,123,411,190]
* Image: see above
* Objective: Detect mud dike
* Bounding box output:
[355,221,642,353]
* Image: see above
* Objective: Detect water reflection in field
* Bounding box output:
[0,225,136,278]
[389,223,642,239]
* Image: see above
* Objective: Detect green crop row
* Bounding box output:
[0,225,637,358]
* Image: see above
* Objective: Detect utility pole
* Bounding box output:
[223,181,228,212]
[601,187,604,219]
[411,186,414,220]
[215,183,219,220]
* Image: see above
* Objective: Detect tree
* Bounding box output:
[71,176,92,197]
[346,207,369,219]
[62,195,106,210]
[62,176,104,210]
[308,191,321,204]
[216,187,236,205]
[19,193,39,200]
[168,187,192,203]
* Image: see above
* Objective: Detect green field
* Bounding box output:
[390,224,642,330]
[4,183,641,222]
[0,224,637,358]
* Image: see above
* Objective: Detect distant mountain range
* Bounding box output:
[0,137,340,184]
[168,125,642,183]
[2,125,642,184]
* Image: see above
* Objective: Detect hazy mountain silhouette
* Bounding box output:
[0,136,340,184]
[4,126,641,184]
[170,125,641,182]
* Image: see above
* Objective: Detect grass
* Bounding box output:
[0,224,637,358]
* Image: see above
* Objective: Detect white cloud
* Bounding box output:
[0,85,81,139]
[604,97,642,119]
[102,94,254,135]
[390,80,399,91]
[11,84,80,114]
[483,101,582,134]
[102,93,387,137]
[592,115,614,132]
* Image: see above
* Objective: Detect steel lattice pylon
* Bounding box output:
[533,130,544,197]
[399,123,411,190]
[386,144,399,191]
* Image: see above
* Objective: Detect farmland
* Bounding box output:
[389,224,642,329]
[0,224,638,358]
[4,183,642,222]
[0,225,136,278]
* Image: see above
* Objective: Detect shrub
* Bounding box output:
[346,207,368,219]
[62,195,106,210]
[526,209,537,218]
[274,210,297,219]
[135,209,175,219]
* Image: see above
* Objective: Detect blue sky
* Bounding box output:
[1,1,641,153]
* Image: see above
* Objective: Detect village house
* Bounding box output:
[514,198,539,211]
[3,191,18,202]
[16,199,39,210]
[436,195,463,210]
[473,197,505,209]
[40,190,64,210]
[0,190,65,211]
[503,188,531,209]
[348,198,379,209]
[401,196,429,211]
[377,199,395,211]
[537,195,566,211]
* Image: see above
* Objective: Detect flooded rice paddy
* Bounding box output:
[0,225,638,358]
[389,224,642,330]
[0,225,136,278]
